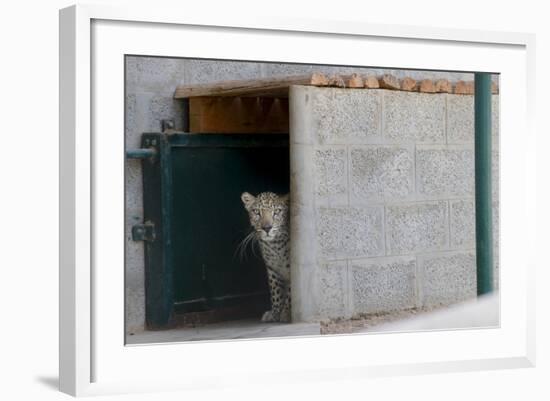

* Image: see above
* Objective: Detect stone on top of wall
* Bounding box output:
[400,77,417,91]
[364,75,380,88]
[378,74,401,90]
[309,74,498,94]
[419,79,437,93]
[348,73,365,88]
[454,80,475,95]
[435,79,452,93]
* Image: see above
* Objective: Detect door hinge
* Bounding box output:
[132,221,156,242]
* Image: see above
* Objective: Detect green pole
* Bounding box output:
[475,73,494,295]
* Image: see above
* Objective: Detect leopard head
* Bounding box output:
[241,192,289,241]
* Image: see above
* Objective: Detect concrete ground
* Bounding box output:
[127,295,498,345]
[126,320,321,345]
[322,294,499,335]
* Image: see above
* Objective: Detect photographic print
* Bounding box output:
[124,57,499,345]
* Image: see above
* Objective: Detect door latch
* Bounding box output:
[132,221,156,242]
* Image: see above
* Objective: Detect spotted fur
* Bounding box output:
[241,192,290,323]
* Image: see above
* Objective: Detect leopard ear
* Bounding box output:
[241,192,256,210]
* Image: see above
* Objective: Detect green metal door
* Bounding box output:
[131,133,289,328]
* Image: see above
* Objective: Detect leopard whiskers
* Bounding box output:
[234,230,259,261]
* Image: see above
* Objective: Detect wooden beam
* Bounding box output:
[175,75,322,98]
[188,97,289,134]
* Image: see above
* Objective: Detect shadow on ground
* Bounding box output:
[35,376,58,391]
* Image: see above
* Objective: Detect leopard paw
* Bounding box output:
[261,310,276,322]
[279,309,291,323]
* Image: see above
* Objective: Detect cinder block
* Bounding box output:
[416,147,474,197]
[450,199,499,251]
[312,88,381,144]
[264,63,320,77]
[183,59,262,85]
[263,63,315,77]
[289,86,314,145]
[264,63,381,78]
[383,91,445,143]
[351,257,417,315]
[317,206,384,259]
[391,71,474,82]
[450,199,475,249]
[350,145,414,201]
[125,210,146,333]
[386,201,448,254]
[492,150,499,201]
[314,147,348,197]
[494,258,500,291]
[290,143,315,207]
[149,95,185,132]
[419,251,476,307]
[446,94,500,144]
[493,201,499,251]
[318,261,349,319]
[132,92,155,133]
[126,56,186,95]
[125,94,138,142]
[125,163,144,212]
[447,94,474,143]
[125,287,146,333]
[492,95,500,139]
[127,93,185,134]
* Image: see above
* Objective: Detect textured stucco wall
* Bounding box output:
[289,85,499,322]
[125,55,497,332]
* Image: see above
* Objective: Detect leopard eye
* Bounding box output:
[253,209,260,216]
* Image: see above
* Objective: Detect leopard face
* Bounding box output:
[241,192,289,242]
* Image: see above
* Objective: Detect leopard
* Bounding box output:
[240,191,291,323]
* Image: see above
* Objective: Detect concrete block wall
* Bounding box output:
[289,85,499,322]
[125,55,496,332]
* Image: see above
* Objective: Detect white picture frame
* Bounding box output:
[59,3,536,397]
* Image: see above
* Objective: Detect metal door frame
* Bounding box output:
[128,132,289,329]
